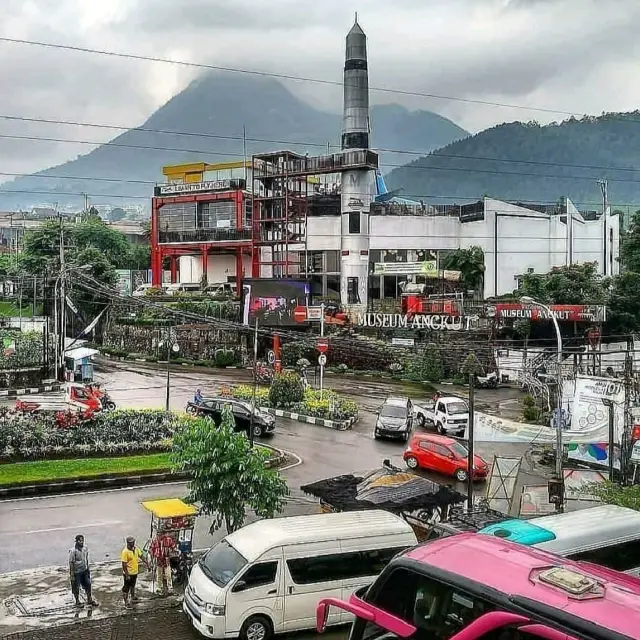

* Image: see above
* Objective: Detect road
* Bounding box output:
[0,362,545,572]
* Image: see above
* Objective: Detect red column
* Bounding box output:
[151,198,162,286]
[273,335,281,373]
[201,246,209,283]
[236,250,243,291]
[170,256,178,284]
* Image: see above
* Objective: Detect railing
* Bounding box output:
[158,228,252,244]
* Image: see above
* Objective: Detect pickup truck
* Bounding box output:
[414,395,469,437]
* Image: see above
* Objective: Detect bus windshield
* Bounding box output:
[316,533,640,640]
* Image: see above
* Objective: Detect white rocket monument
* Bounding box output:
[340,15,375,310]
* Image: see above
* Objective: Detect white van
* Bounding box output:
[165,282,202,296]
[480,504,640,576]
[183,510,417,640]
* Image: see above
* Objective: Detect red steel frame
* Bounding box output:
[151,190,252,287]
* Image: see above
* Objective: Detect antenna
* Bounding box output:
[355,11,358,23]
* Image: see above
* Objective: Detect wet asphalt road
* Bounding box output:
[0,361,545,572]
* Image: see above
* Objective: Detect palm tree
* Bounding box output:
[441,246,485,292]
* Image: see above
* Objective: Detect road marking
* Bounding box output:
[18,521,123,535]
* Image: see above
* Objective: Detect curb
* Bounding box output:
[101,354,240,370]
[0,383,61,399]
[264,408,357,431]
[0,445,286,500]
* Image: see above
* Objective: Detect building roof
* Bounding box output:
[226,510,412,562]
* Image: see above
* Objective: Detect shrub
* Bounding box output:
[269,372,305,408]
[214,348,237,367]
[296,358,311,371]
[407,349,444,383]
[337,363,349,373]
[389,362,403,373]
[523,394,536,408]
[523,406,541,422]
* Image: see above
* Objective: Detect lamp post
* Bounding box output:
[520,296,564,509]
[159,326,179,411]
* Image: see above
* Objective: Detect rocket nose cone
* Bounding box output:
[348,20,365,36]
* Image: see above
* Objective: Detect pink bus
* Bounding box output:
[317,532,640,640]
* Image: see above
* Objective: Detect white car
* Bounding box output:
[415,396,469,437]
[132,283,158,297]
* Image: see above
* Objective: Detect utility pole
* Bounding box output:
[59,221,66,382]
[165,326,171,412]
[622,336,634,484]
[597,179,608,276]
[249,318,259,448]
[467,372,475,509]
[319,303,325,400]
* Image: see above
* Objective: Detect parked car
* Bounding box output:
[374,396,414,441]
[403,433,489,482]
[414,395,469,436]
[186,397,275,438]
[204,282,237,298]
[132,283,158,297]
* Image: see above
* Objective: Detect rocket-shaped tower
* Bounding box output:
[340,15,375,310]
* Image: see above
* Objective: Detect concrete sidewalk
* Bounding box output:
[0,562,192,638]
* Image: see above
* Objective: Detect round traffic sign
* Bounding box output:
[318,354,327,366]
[293,306,307,323]
[316,338,329,354]
[266,350,276,364]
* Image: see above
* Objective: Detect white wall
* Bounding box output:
[178,254,250,283]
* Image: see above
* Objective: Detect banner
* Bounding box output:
[115,269,132,296]
[79,307,108,337]
[374,261,437,276]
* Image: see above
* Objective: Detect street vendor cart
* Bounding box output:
[142,498,198,590]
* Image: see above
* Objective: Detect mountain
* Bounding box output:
[0,73,468,210]
[385,113,640,208]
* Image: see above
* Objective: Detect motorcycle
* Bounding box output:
[100,392,116,412]
[254,362,273,385]
[171,551,193,585]
[475,371,498,389]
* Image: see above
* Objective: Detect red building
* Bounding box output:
[150,162,254,287]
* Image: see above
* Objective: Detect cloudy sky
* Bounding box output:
[1,0,640,176]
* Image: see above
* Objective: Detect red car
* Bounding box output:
[403,433,489,482]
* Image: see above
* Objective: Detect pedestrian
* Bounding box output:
[120,536,149,607]
[149,532,177,596]
[68,534,99,608]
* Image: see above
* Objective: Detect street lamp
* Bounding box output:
[520,296,564,507]
[54,264,92,381]
[159,327,179,411]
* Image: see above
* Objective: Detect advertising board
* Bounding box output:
[486,303,607,323]
[242,279,310,326]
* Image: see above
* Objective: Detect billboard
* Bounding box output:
[115,269,132,296]
[373,261,437,276]
[242,279,310,326]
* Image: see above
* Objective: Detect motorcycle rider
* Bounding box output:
[193,388,203,405]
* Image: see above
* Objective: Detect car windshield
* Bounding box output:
[447,402,468,415]
[380,404,407,418]
[450,442,469,458]
[198,540,247,588]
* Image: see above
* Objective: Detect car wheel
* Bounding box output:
[403,432,410,442]
[416,413,425,428]
[240,615,273,640]
[405,455,419,469]
[253,424,263,438]
[455,469,468,482]
[373,431,380,440]
[436,422,445,435]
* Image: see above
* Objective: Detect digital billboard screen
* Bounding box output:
[242,279,311,326]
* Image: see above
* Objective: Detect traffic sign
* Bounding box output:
[316,338,329,354]
[318,354,327,366]
[266,350,276,365]
[293,306,307,323]
[306,306,323,321]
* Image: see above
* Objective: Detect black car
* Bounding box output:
[186,397,275,437]
[374,396,414,441]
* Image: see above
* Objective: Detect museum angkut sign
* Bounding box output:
[356,313,479,331]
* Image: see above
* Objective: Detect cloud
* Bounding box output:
[0,0,639,180]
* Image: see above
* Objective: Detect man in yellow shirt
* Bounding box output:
[121,536,149,606]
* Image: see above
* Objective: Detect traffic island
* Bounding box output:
[0,383,61,399]
[263,407,357,430]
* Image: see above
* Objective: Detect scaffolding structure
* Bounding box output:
[251,151,309,279]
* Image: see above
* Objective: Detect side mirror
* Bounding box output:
[233,580,247,593]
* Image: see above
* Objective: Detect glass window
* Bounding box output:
[370,250,381,263]
[370,275,381,300]
[433,444,451,457]
[326,275,340,301]
[380,405,408,419]
[198,200,236,230]
[286,548,407,585]
[234,561,278,591]
[383,276,396,298]
[325,250,340,273]
[349,212,361,234]
[568,539,640,572]
[199,541,247,588]
[307,252,324,273]
[448,402,468,415]
[449,442,469,458]
[311,275,323,299]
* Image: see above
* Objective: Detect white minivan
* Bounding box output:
[184,510,417,640]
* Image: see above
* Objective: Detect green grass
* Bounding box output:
[0,302,39,318]
[0,453,172,486]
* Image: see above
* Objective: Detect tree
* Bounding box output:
[620,210,640,273]
[171,408,289,534]
[582,481,640,511]
[607,272,640,334]
[441,246,485,291]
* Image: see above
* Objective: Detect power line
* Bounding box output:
[3,112,640,176]
[0,36,596,118]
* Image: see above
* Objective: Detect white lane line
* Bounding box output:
[18,521,123,535]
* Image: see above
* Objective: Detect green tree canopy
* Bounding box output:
[441,246,485,291]
[621,210,640,273]
[171,407,289,534]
